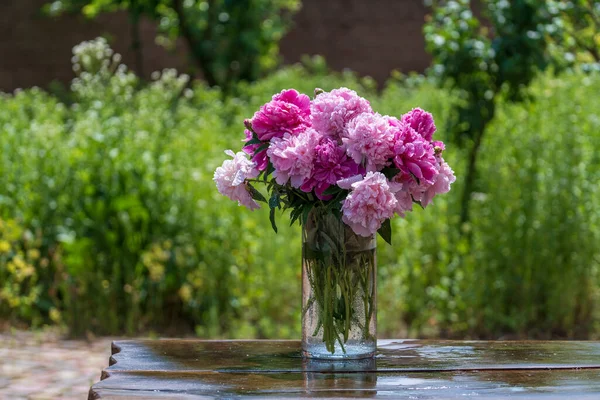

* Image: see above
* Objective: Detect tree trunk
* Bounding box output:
[129,4,144,78]
[459,102,495,231]
[172,0,218,87]
[459,130,483,228]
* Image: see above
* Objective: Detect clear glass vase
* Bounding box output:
[301,209,377,359]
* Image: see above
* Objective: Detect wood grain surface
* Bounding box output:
[89,340,600,399]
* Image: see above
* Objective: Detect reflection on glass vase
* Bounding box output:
[302,208,377,359]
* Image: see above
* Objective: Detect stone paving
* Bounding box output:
[0,330,114,399]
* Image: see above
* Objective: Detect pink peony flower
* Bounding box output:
[392,121,439,185]
[342,113,395,171]
[267,128,321,188]
[394,190,414,217]
[300,137,362,199]
[401,108,436,142]
[392,171,422,197]
[310,87,372,139]
[250,89,311,141]
[337,174,363,190]
[273,89,311,118]
[340,172,400,237]
[419,159,456,207]
[242,129,268,171]
[213,150,260,210]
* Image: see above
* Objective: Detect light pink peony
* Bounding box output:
[213,150,260,210]
[250,89,311,141]
[391,121,439,185]
[310,87,372,139]
[419,159,456,207]
[394,190,414,217]
[337,175,363,190]
[300,137,362,199]
[267,128,321,188]
[401,108,436,142]
[342,113,395,171]
[340,172,400,237]
[392,171,423,197]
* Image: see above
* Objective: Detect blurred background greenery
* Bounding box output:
[1,0,599,340]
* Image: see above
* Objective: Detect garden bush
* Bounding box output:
[1,39,599,339]
[378,71,600,339]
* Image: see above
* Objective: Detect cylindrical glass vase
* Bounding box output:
[301,209,376,359]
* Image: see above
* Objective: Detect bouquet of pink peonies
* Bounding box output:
[214,87,455,242]
[215,87,455,357]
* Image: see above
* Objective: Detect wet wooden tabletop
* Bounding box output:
[89,339,600,399]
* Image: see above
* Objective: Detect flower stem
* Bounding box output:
[302,209,375,355]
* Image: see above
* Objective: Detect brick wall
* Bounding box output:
[280,0,432,83]
[0,0,431,91]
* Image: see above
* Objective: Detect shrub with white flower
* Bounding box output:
[214,87,455,242]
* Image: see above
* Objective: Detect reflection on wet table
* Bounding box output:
[89,340,600,399]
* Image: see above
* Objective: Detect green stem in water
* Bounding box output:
[302,209,375,355]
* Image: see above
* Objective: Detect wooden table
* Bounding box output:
[89,339,600,399]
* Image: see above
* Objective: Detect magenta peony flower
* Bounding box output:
[267,128,321,188]
[401,108,436,142]
[342,113,395,171]
[300,137,362,199]
[392,121,439,185]
[273,89,311,118]
[418,159,456,207]
[310,87,372,139]
[340,172,400,237]
[250,89,311,141]
[213,150,260,210]
[242,129,268,171]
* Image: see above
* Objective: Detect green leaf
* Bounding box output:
[378,219,392,245]
[253,142,269,155]
[268,192,280,232]
[289,206,302,226]
[245,137,262,146]
[331,207,342,221]
[263,162,275,182]
[269,207,278,233]
[247,184,267,203]
[381,167,401,180]
[301,204,313,226]
[321,185,342,196]
[269,192,280,209]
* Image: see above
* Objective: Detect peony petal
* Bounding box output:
[337,175,363,189]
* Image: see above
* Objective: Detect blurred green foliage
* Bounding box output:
[43,0,300,91]
[424,0,553,227]
[378,70,600,339]
[1,39,599,339]
[546,0,600,69]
